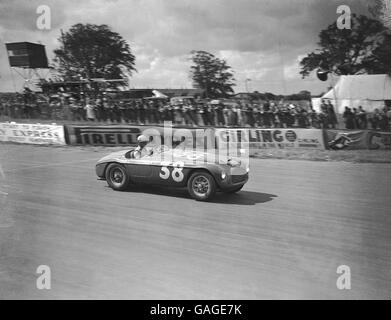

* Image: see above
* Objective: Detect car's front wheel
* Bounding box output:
[187,171,216,201]
[105,163,130,191]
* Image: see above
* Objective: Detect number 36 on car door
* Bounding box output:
[159,161,185,182]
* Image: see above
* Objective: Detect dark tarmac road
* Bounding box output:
[0,144,390,299]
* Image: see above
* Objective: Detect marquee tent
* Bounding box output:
[318,74,391,113]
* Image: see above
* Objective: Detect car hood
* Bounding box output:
[97,149,133,164]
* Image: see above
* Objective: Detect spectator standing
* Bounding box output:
[0,100,4,117]
[231,104,239,127]
[48,98,57,120]
[370,108,380,129]
[253,104,261,127]
[174,104,183,125]
[236,103,243,127]
[77,99,86,121]
[200,102,208,126]
[114,102,122,123]
[128,100,137,124]
[207,102,215,126]
[379,108,389,130]
[152,100,160,124]
[352,108,359,129]
[263,102,271,127]
[387,106,391,120]
[189,101,198,126]
[357,106,367,129]
[278,105,287,128]
[183,102,192,126]
[69,98,78,121]
[289,105,297,128]
[246,104,255,127]
[216,102,225,126]
[319,101,329,128]
[326,101,338,129]
[162,102,172,123]
[270,103,278,128]
[139,100,146,124]
[309,108,320,128]
[94,98,101,122]
[223,103,230,126]
[241,103,248,127]
[297,107,308,128]
[134,100,141,124]
[84,98,96,122]
[196,102,204,126]
[101,98,110,123]
[343,107,355,129]
[119,101,128,123]
[158,101,165,124]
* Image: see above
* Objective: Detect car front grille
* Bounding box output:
[231,173,248,184]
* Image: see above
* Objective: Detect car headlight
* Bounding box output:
[221,171,227,180]
[227,158,241,167]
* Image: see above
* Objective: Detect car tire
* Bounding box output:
[223,185,244,194]
[105,163,130,191]
[187,171,216,201]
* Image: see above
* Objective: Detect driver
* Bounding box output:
[133,135,153,159]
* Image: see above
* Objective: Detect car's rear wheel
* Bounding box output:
[105,163,130,191]
[223,185,244,194]
[187,171,216,201]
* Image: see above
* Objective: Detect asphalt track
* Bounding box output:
[0,143,390,299]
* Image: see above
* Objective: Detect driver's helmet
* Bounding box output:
[137,135,149,148]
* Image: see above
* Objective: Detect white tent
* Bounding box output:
[321,74,391,113]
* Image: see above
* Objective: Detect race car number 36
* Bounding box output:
[159,161,184,182]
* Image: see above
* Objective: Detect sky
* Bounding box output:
[0,0,373,95]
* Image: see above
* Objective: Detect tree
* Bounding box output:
[53,23,136,83]
[368,0,391,29]
[190,50,235,98]
[299,14,391,78]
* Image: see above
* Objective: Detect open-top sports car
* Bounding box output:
[95,145,249,201]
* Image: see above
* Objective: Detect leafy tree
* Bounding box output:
[299,14,391,78]
[53,23,136,83]
[190,50,235,98]
[368,0,391,28]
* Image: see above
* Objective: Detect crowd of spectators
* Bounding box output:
[1,92,390,130]
[65,96,337,129]
[342,105,390,130]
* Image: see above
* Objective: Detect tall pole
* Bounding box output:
[329,73,339,113]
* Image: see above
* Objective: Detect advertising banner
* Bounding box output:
[326,130,391,150]
[326,130,370,150]
[215,128,326,154]
[367,131,391,150]
[64,125,215,148]
[64,125,142,145]
[0,122,66,145]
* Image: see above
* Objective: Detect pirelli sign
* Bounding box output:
[65,125,142,145]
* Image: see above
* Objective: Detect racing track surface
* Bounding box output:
[0,144,390,299]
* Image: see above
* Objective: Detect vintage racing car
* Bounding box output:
[95,145,249,201]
